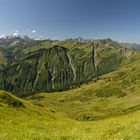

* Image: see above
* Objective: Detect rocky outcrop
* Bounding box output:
[91,44,96,70]
[67,53,76,81]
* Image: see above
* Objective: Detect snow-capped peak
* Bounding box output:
[12,32,20,38]
[0,34,32,41]
[0,34,7,39]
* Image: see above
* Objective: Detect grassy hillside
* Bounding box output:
[0,51,139,139]
[0,92,140,140]
[28,51,140,121]
[0,90,57,139]
[0,40,139,139]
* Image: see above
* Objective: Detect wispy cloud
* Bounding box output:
[31,30,36,33]
[12,30,20,37]
[52,36,60,40]
[13,32,19,36]
[25,29,37,34]
[15,30,19,33]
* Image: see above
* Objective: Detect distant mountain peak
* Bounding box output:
[0,34,7,39]
[0,34,32,41]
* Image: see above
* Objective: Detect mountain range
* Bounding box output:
[0,37,136,96]
[0,36,140,139]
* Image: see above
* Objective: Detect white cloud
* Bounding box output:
[12,30,20,37]
[13,32,20,37]
[31,30,36,33]
[15,30,19,33]
[52,36,60,40]
[25,29,37,34]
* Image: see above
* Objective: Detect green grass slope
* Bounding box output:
[0,90,58,139]
[0,90,140,139]
[0,90,24,107]
[28,51,140,121]
[0,51,139,140]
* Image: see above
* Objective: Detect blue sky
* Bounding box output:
[0,0,140,43]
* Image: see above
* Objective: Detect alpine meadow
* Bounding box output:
[0,0,140,140]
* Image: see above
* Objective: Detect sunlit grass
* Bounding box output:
[0,51,140,139]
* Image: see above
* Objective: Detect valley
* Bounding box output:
[0,48,140,139]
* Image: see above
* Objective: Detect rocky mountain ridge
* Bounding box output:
[0,38,134,96]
